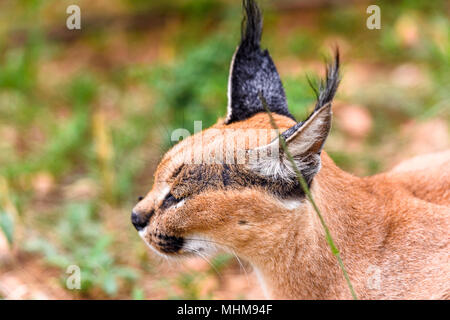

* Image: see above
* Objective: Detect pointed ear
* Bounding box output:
[283,102,332,156]
[248,50,340,186]
[249,104,332,185]
[225,0,294,124]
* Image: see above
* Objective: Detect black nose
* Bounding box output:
[131,211,151,231]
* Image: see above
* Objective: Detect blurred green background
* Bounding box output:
[0,0,448,299]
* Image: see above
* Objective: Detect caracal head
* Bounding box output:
[131,0,340,261]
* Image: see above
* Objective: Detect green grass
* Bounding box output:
[24,201,138,296]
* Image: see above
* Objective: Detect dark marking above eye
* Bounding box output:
[222,164,231,186]
[170,165,184,180]
[238,220,248,225]
[169,163,305,203]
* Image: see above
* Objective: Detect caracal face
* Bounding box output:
[133,113,294,258]
[131,0,339,261]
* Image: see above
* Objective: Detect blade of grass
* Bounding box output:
[259,93,358,300]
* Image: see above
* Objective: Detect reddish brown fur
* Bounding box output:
[134,113,450,300]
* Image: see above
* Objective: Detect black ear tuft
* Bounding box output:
[311,49,340,112]
[240,0,262,50]
[282,50,340,142]
[225,0,294,124]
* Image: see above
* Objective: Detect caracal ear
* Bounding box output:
[225,0,294,124]
[283,102,332,157]
[248,103,332,185]
[248,51,340,185]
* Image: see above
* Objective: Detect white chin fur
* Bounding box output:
[138,228,218,259]
[138,227,168,259]
[182,234,219,256]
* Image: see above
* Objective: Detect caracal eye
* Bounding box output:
[161,192,184,209]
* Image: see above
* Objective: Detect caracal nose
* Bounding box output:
[131,210,151,231]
